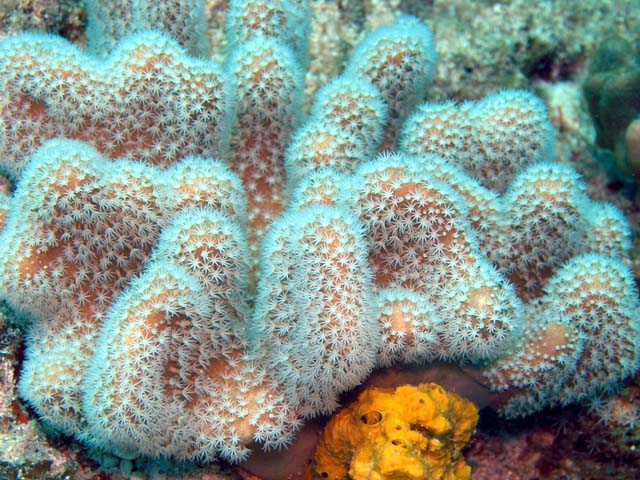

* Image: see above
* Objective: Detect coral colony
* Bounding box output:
[0,0,638,468]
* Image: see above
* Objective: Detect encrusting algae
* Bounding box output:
[305,383,479,480]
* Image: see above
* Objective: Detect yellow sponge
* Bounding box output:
[306,383,478,480]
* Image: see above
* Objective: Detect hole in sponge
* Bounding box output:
[360,410,382,425]
[391,438,408,448]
